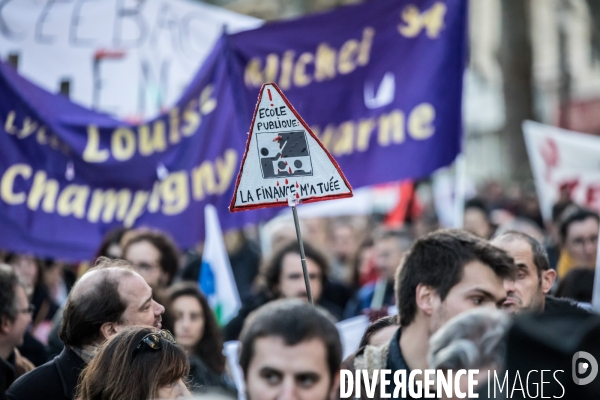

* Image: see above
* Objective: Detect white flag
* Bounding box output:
[200,204,241,325]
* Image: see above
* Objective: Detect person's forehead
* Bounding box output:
[125,240,161,260]
[376,236,401,251]
[451,260,504,294]
[119,273,151,302]
[281,253,320,273]
[465,207,487,220]
[250,336,329,373]
[494,238,534,269]
[14,284,28,305]
[173,295,202,312]
[567,217,600,238]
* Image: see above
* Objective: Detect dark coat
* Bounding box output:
[6,347,85,400]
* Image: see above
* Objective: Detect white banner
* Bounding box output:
[0,0,260,120]
[523,120,600,221]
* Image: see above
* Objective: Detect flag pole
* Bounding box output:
[289,197,314,306]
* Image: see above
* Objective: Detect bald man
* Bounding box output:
[6,257,164,400]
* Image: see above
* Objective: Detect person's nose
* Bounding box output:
[181,315,192,330]
[153,300,165,316]
[277,378,299,400]
[584,240,597,256]
[504,278,516,294]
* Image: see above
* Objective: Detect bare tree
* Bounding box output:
[499,0,535,180]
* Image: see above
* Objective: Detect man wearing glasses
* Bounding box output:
[557,208,599,279]
[6,257,165,400]
[0,265,34,400]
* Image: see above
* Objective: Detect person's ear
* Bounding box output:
[329,370,341,400]
[0,315,12,335]
[541,269,556,294]
[415,284,437,317]
[99,321,119,342]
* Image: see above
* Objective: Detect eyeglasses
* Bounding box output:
[16,304,35,315]
[132,330,176,360]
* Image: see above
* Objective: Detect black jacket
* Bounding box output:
[543,295,589,315]
[6,347,85,400]
[0,355,15,400]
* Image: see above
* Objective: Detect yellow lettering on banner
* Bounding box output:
[294,53,313,87]
[87,189,132,223]
[56,184,89,218]
[200,84,217,115]
[314,43,337,82]
[399,2,447,39]
[192,162,216,201]
[245,54,279,87]
[37,126,48,145]
[111,127,135,161]
[1,164,32,205]
[214,149,238,193]
[124,191,150,227]
[338,39,359,74]
[333,121,354,156]
[279,51,295,90]
[378,110,405,146]
[169,108,180,144]
[182,100,200,137]
[139,121,167,156]
[356,118,376,151]
[408,103,435,140]
[161,171,189,215]
[27,171,59,212]
[4,111,17,134]
[357,27,375,66]
[147,182,161,213]
[17,118,38,139]
[83,126,109,163]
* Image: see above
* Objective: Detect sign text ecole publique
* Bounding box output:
[230,83,353,212]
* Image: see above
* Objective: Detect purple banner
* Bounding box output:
[0,0,466,260]
[227,0,467,188]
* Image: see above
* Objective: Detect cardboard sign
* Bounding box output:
[230,83,352,211]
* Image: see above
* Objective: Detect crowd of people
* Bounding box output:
[0,183,599,399]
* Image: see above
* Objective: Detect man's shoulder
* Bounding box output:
[6,358,62,399]
[544,295,590,315]
[6,348,83,400]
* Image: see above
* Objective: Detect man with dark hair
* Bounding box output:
[491,231,556,313]
[6,257,164,400]
[344,229,413,318]
[557,208,599,278]
[225,241,340,341]
[492,230,588,315]
[0,266,34,400]
[344,229,515,398]
[239,299,342,400]
[122,229,180,289]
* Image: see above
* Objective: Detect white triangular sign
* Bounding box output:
[230,83,353,212]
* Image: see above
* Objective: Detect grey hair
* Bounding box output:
[428,308,511,371]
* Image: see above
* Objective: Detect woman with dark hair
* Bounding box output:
[164,282,234,394]
[76,326,191,400]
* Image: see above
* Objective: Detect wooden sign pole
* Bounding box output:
[289,198,314,306]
